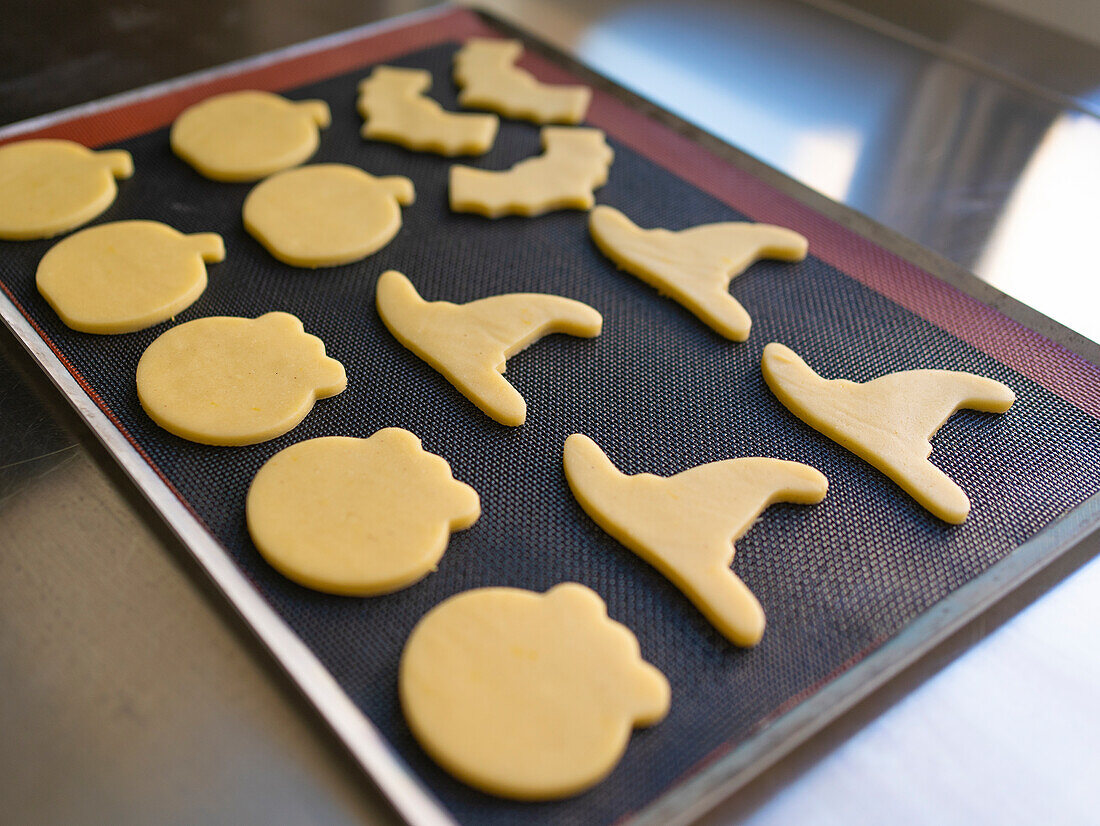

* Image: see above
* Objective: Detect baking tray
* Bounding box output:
[2,6,1099,825]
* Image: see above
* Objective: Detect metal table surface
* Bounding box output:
[2,1,1098,823]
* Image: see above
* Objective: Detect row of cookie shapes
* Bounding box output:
[453,38,592,125]
[136,311,346,446]
[247,429,480,594]
[0,140,133,240]
[357,66,499,156]
[589,205,809,341]
[356,38,591,158]
[400,582,668,800]
[450,127,614,217]
[761,342,1016,524]
[243,432,663,799]
[376,270,603,426]
[564,434,829,647]
[243,163,415,267]
[36,220,225,334]
[171,90,331,182]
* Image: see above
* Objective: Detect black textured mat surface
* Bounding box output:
[3,42,1100,826]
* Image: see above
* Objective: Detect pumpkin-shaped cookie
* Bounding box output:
[400,583,670,800]
[243,163,414,267]
[37,220,225,334]
[136,311,346,445]
[170,90,331,182]
[0,140,133,240]
[247,430,480,595]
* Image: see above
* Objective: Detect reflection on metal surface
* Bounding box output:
[787,128,861,201]
[577,0,905,201]
[976,112,1100,341]
[577,0,1099,344]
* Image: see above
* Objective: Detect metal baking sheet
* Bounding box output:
[2,7,1099,825]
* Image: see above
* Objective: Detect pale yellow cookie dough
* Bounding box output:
[243,164,414,267]
[136,311,346,445]
[0,140,133,240]
[357,66,498,156]
[36,220,224,334]
[761,342,1015,524]
[454,38,591,124]
[170,90,331,182]
[400,583,669,800]
[563,434,827,647]
[449,126,612,217]
[589,205,808,341]
[376,270,602,426]
[247,430,480,595]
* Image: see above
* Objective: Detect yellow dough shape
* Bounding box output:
[36,220,225,334]
[0,140,133,240]
[761,342,1015,524]
[136,312,346,445]
[563,434,827,647]
[454,38,591,124]
[357,66,498,156]
[170,90,331,182]
[376,270,602,426]
[247,430,480,595]
[449,127,613,217]
[243,163,414,267]
[589,205,808,341]
[400,583,669,800]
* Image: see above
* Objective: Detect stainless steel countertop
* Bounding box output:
[2,1,1098,823]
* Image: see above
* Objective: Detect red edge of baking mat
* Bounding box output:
[4,5,1098,423]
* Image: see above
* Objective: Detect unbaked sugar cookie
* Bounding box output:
[761,342,1014,523]
[0,140,133,240]
[37,220,224,334]
[171,90,330,182]
[454,38,590,124]
[564,434,827,646]
[137,311,346,445]
[358,65,498,156]
[243,164,414,267]
[400,583,669,799]
[247,430,480,595]
[376,270,602,426]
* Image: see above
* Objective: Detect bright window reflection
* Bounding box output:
[975,112,1100,342]
[577,1,910,202]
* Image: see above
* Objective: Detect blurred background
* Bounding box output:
[2,1,1098,824]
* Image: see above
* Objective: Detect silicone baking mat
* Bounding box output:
[2,7,1099,825]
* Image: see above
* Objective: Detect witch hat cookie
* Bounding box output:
[762,342,1014,523]
[376,270,601,426]
[564,434,827,646]
[589,205,807,341]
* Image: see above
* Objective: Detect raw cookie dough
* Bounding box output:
[0,140,133,240]
[589,205,808,341]
[247,430,480,595]
[170,90,331,182]
[357,66,498,156]
[136,311,346,445]
[564,434,827,647]
[36,220,225,334]
[243,164,414,267]
[400,583,669,800]
[761,342,1015,524]
[454,38,591,124]
[449,127,612,217]
[376,270,602,426]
